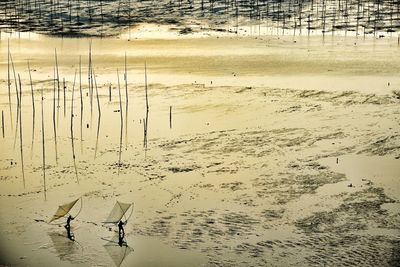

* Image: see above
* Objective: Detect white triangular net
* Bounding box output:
[104,201,132,224]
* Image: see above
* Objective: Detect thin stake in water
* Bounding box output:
[88,41,93,123]
[79,55,83,153]
[143,117,146,149]
[145,62,149,112]
[10,53,19,150]
[117,69,123,175]
[7,39,13,130]
[93,69,101,159]
[53,67,58,164]
[169,106,172,129]
[63,78,66,117]
[1,111,4,138]
[124,53,129,150]
[55,48,60,127]
[41,87,46,200]
[144,62,149,148]
[18,74,25,188]
[28,60,35,159]
[70,70,79,183]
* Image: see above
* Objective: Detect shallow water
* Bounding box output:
[320,155,400,200]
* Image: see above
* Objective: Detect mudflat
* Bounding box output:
[0,28,399,266]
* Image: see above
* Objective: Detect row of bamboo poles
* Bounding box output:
[3,40,162,200]
[0,0,399,37]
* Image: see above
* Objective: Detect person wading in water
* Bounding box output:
[118,220,126,246]
[65,215,75,241]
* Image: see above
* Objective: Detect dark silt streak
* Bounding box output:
[70,70,79,184]
[28,60,36,159]
[117,69,123,176]
[41,87,46,200]
[18,74,25,188]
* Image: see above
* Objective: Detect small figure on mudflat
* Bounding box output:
[65,215,75,241]
[118,220,126,246]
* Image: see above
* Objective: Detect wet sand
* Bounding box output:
[0,29,399,266]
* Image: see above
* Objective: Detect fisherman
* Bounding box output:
[65,215,75,241]
[65,215,74,230]
[118,220,126,246]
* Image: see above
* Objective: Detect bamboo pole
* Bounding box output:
[144,62,149,148]
[7,39,13,130]
[79,56,83,153]
[53,67,58,164]
[18,74,25,188]
[63,78,66,117]
[10,52,18,118]
[41,86,46,200]
[94,113,101,160]
[1,110,4,138]
[145,61,149,112]
[70,70,79,183]
[28,60,35,159]
[55,48,60,126]
[88,41,93,122]
[117,69,123,175]
[125,53,128,106]
[11,53,19,150]
[124,52,128,150]
[169,106,172,129]
[93,69,101,118]
[93,69,101,159]
[143,117,146,147]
